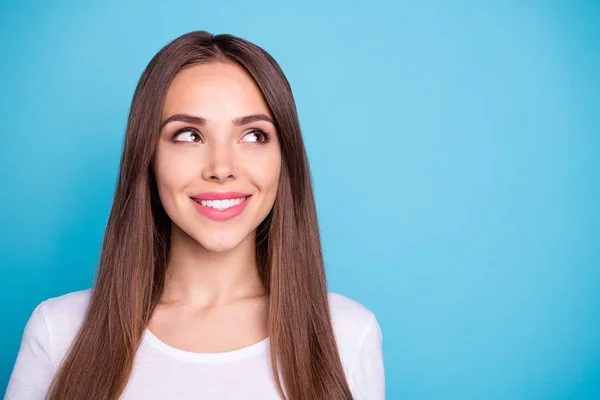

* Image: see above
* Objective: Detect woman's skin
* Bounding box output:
[148,61,282,352]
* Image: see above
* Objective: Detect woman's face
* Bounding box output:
[153,61,282,252]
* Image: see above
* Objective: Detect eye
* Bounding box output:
[171,127,271,144]
[172,127,201,143]
[242,129,271,144]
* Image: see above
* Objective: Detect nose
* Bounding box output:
[201,140,237,182]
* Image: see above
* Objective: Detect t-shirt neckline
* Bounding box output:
[142,328,270,363]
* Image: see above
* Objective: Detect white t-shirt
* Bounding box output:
[5,289,385,399]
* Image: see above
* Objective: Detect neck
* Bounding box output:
[160,224,266,309]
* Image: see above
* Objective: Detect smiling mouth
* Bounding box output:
[191,195,251,211]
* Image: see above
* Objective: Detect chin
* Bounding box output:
[202,241,239,253]
[193,231,245,253]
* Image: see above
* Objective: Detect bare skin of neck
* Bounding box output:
[148,224,268,353]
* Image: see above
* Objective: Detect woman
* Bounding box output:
[5,30,384,400]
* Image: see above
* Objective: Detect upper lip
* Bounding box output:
[190,192,251,201]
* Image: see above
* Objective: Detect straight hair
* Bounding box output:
[45,30,354,400]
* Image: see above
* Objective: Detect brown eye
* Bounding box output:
[242,129,271,144]
[173,128,201,143]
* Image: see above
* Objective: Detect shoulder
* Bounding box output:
[326,291,381,363]
[38,288,92,327]
[327,291,377,332]
[39,287,92,311]
[4,289,92,398]
[36,288,92,361]
[327,291,385,399]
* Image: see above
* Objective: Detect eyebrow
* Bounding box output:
[160,113,275,129]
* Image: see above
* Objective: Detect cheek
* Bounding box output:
[153,148,195,203]
[250,152,281,193]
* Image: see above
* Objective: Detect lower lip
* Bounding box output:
[191,196,251,221]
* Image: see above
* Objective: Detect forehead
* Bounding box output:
[162,61,271,120]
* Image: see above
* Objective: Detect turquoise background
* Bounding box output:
[1,1,599,398]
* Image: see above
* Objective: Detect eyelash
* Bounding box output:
[171,127,271,144]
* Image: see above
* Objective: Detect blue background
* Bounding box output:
[1,1,599,398]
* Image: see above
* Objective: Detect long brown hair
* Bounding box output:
[46,31,354,400]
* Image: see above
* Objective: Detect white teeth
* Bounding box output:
[196,197,247,210]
